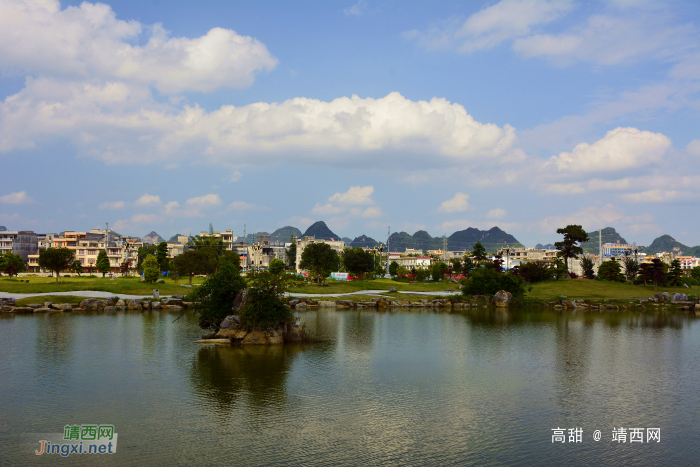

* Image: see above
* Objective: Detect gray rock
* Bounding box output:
[104,306,126,312]
[140,300,152,309]
[220,315,235,329]
[161,298,183,306]
[493,290,512,307]
[389,286,397,292]
[116,299,125,306]
[80,298,109,310]
[151,302,161,309]
[672,293,688,301]
[33,307,54,313]
[12,307,33,313]
[288,299,300,307]
[172,294,185,300]
[126,299,142,310]
[54,304,73,311]
[684,283,689,288]
[0,298,16,306]
[28,304,42,309]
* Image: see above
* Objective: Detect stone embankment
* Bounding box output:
[549,292,700,313]
[210,314,306,346]
[0,295,194,313]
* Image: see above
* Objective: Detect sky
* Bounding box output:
[0,0,698,247]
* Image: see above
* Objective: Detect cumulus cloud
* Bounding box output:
[134,193,161,207]
[0,84,518,167]
[0,0,278,94]
[229,201,260,211]
[619,190,697,204]
[131,213,163,224]
[687,139,700,157]
[403,0,572,52]
[545,127,671,173]
[163,201,202,218]
[344,0,367,16]
[437,192,470,213]
[533,203,625,233]
[311,186,384,220]
[185,193,222,207]
[486,208,507,219]
[98,201,125,210]
[0,191,33,204]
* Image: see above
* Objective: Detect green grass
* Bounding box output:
[527,279,698,300]
[0,276,204,295]
[15,295,87,306]
[290,278,457,294]
[310,292,451,303]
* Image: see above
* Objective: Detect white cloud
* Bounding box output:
[0,0,278,94]
[619,190,697,204]
[0,84,518,167]
[229,170,242,182]
[328,186,375,205]
[112,219,129,231]
[362,206,384,218]
[439,218,519,232]
[311,203,344,215]
[437,192,470,213]
[533,203,625,233]
[404,0,572,52]
[546,127,671,173]
[98,201,125,210]
[163,201,202,218]
[0,191,33,204]
[512,7,697,66]
[486,208,507,219]
[185,193,222,207]
[344,0,367,16]
[134,193,161,207]
[687,139,700,157]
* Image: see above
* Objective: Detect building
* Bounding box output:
[392,256,432,269]
[0,230,39,262]
[295,236,345,274]
[602,241,635,257]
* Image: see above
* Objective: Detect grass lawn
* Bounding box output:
[290,278,457,294]
[15,295,86,306]
[0,276,204,295]
[527,278,699,300]
[310,292,454,302]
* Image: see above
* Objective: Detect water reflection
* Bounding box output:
[189,344,303,418]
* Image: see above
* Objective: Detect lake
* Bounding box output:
[1,308,699,466]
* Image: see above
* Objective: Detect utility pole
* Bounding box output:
[599,228,602,266]
[443,234,447,262]
[386,226,391,274]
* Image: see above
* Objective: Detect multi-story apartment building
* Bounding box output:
[602,241,635,257]
[295,236,345,274]
[0,230,39,262]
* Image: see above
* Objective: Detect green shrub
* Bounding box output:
[189,262,246,330]
[142,255,160,283]
[461,267,526,298]
[239,269,295,331]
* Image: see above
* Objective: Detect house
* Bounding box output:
[295,236,345,274]
[0,230,38,262]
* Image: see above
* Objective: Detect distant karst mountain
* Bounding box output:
[245,232,270,244]
[270,226,303,242]
[0,226,7,231]
[142,231,165,244]
[388,227,522,253]
[168,233,184,243]
[341,237,353,244]
[644,235,700,256]
[347,235,378,248]
[535,244,557,250]
[303,221,340,240]
[581,227,628,254]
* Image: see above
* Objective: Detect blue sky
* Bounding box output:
[0,0,698,247]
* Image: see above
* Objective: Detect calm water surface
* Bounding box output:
[1,308,699,466]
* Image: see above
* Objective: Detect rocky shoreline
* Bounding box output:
[0,295,192,313]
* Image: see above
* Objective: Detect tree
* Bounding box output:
[119,260,132,276]
[286,235,297,269]
[374,260,385,277]
[142,254,160,283]
[172,250,209,285]
[691,266,700,281]
[597,260,625,282]
[137,244,157,271]
[188,234,225,256]
[70,259,84,276]
[461,268,526,298]
[342,247,374,279]
[0,252,25,278]
[208,223,214,235]
[514,262,553,283]
[389,261,400,276]
[221,250,241,270]
[39,248,74,282]
[431,261,448,281]
[462,257,475,277]
[579,256,596,280]
[299,242,339,284]
[449,258,463,276]
[269,258,286,275]
[554,225,590,274]
[650,258,666,290]
[96,250,111,277]
[667,259,683,286]
[189,262,246,330]
[622,255,639,283]
[470,242,488,265]
[550,258,567,280]
[239,268,295,331]
[156,242,169,270]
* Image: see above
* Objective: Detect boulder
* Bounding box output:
[288,299,300,308]
[116,299,125,306]
[126,299,142,310]
[377,297,391,307]
[151,302,161,309]
[0,298,16,306]
[12,307,33,313]
[672,293,688,301]
[172,294,186,300]
[79,299,109,310]
[54,304,73,311]
[43,302,53,308]
[104,306,126,312]
[562,300,575,308]
[240,328,284,345]
[336,300,354,308]
[28,304,42,309]
[232,290,246,313]
[318,301,336,307]
[220,315,235,329]
[389,286,397,292]
[33,307,53,313]
[1,306,13,312]
[655,292,671,303]
[161,298,183,307]
[684,283,689,288]
[493,290,512,307]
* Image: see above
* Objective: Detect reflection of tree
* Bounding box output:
[35,314,74,385]
[341,311,375,350]
[189,345,303,418]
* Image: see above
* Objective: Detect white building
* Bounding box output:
[295,236,345,274]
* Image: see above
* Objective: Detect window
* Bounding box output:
[79,250,85,256]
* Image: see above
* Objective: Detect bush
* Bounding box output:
[461,267,526,298]
[142,255,160,283]
[514,262,553,283]
[415,269,428,282]
[239,269,295,331]
[189,262,247,330]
